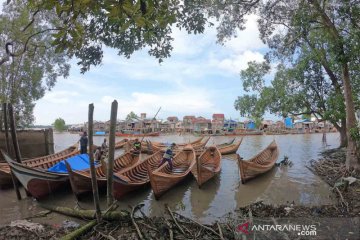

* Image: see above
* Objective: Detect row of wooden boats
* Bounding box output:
[0,139,130,190]
[144,136,242,156]
[1,137,279,201]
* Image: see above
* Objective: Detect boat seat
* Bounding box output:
[171,167,187,174]
[202,163,216,171]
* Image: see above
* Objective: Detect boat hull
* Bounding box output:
[238,140,279,183]
[149,148,196,200]
[0,164,12,188]
[191,147,222,187]
[10,162,68,199]
[218,138,242,155]
[115,132,160,137]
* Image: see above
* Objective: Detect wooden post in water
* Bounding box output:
[88,103,102,222]
[2,103,11,153]
[3,103,21,200]
[107,100,118,207]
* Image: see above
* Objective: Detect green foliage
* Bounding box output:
[19,0,211,73]
[126,111,139,121]
[0,0,70,126]
[53,118,66,132]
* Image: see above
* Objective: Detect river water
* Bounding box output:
[0,132,339,225]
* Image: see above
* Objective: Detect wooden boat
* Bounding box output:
[218,138,243,155]
[0,162,12,187]
[115,139,132,149]
[191,146,222,187]
[0,144,78,188]
[148,145,196,200]
[148,137,210,154]
[1,150,78,199]
[115,132,160,137]
[113,151,163,199]
[217,138,236,147]
[151,136,204,148]
[67,152,139,197]
[237,140,279,183]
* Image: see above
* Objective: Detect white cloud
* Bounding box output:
[211,50,265,74]
[223,15,265,53]
[43,91,80,104]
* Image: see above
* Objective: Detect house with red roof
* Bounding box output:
[193,116,212,132]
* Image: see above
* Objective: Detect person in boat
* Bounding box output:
[101,138,108,152]
[132,138,142,153]
[79,131,88,154]
[94,147,103,163]
[158,143,176,171]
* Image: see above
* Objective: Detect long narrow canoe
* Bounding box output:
[149,137,210,154]
[0,163,12,187]
[218,138,243,155]
[115,132,160,137]
[67,152,139,198]
[152,136,204,148]
[191,146,222,187]
[238,140,279,183]
[1,150,71,199]
[217,138,236,147]
[0,144,78,188]
[148,146,196,200]
[113,151,163,199]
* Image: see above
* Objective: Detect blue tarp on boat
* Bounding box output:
[95,131,106,135]
[47,154,93,173]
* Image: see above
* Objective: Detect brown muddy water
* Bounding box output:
[0,132,339,225]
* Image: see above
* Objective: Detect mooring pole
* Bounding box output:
[3,103,21,200]
[107,100,117,207]
[2,103,10,153]
[88,103,102,222]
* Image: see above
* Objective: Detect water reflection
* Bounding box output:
[190,172,220,221]
[0,132,339,225]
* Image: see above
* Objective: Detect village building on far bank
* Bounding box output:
[212,114,225,134]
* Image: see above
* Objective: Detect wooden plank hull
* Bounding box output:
[218,138,243,155]
[0,144,78,187]
[0,163,12,187]
[238,140,279,183]
[149,147,196,200]
[67,152,139,198]
[3,152,68,199]
[115,132,160,137]
[113,151,162,199]
[152,137,204,148]
[191,147,222,187]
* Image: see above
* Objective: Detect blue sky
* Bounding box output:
[0,1,278,125]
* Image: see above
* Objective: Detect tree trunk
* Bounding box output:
[341,63,360,170]
[333,119,347,148]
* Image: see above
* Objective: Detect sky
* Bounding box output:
[1,2,280,125]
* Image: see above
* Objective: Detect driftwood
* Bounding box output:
[130,204,145,240]
[39,204,130,221]
[60,220,97,240]
[166,205,186,235]
[173,210,222,238]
